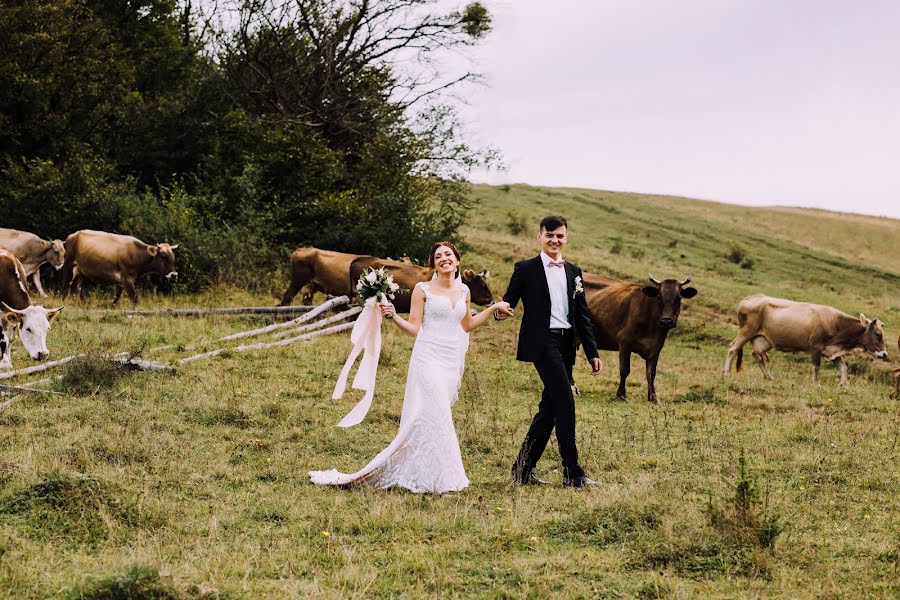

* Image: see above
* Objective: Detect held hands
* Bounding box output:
[589,357,603,376]
[491,301,513,320]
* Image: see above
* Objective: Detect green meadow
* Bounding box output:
[1,185,898,598]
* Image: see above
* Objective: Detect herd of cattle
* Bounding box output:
[0,227,896,400]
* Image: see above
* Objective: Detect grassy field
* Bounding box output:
[1,185,899,598]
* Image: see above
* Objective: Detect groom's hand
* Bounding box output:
[589,357,602,376]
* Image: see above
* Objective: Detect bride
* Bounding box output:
[309,241,513,494]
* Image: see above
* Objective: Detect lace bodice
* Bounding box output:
[417,281,468,343]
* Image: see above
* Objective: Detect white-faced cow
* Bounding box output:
[583,273,698,402]
[61,230,178,306]
[0,249,63,368]
[723,294,889,387]
[0,228,65,298]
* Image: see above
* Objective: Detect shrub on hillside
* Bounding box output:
[506,211,528,235]
[727,245,746,264]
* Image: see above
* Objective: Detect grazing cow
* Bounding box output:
[723,294,888,387]
[889,335,899,400]
[349,256,494,312]
[583,273,698,403]
[0,228,65,297]
[61,230,178,306]
[279,248,494,310]
[0,249,63,367]
[278,248,361,306]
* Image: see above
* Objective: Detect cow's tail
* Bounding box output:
[735,348,743,372]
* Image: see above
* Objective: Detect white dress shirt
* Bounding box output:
[541,251,570,329]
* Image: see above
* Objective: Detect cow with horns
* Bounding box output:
[582,273,698,402]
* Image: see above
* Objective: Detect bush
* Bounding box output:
[610,240,623,254]
[740,258,755,270]
[506,211,528,235]
[726,246,746,264]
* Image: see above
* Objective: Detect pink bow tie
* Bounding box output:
[547,260,565,268]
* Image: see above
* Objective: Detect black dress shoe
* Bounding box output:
[562,475,601,488]
[517,473,549,486]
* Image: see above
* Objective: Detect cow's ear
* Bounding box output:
[680,287,698,298]
[859,312,868,325]
[147,245,159,256]
[480,270,490,278]
[641,285,659,297]
[47,307,63,322]
[463,269,474,278]
[2,312,19,327]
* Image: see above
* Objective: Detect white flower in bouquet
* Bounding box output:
[356,266,409,319]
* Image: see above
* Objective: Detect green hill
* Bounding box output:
[1,185,898,598]
[463,184,900,333]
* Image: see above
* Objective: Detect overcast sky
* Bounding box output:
[452,0,900,219]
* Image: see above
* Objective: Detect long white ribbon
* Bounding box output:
[332,296,382,427]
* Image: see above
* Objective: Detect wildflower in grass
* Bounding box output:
[321,531,331,537]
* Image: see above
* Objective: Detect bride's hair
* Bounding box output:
[429,241,461,277]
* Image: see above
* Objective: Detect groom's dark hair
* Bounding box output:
[540,215,568,232]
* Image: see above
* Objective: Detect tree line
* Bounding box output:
[0,0,493,290]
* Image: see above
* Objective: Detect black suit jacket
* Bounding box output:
[501,255,600,364]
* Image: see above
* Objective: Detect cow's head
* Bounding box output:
[641,275,698,330]
[858,313,888,360]
[47,239,65,270]
[148,243,179,280]
[462,269,494,306]
[2,303,63,361]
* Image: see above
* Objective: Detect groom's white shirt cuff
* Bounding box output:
[541,251,571,329]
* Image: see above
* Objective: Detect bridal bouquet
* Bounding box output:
[332,267,405,428]
[356,267,403,317]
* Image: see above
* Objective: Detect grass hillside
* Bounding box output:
[0,185,898,598]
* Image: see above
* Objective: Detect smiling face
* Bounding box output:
[431,245,460,276]
[539,225,567,259]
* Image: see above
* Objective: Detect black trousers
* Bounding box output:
[512,329,585,481]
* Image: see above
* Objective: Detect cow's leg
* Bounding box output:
[616,347,631,401]
[810,351,822,384]
[112,285,124,306]
[123,280,139,306]
[645,353,660,403]
[891,369,900,400]
[724,334,752,377]
[750,336,774,380]
[31,271,48,298]
[75,276,86,302]
[278,278,303,307]
[60,264,75,301]
[833,356,849,388]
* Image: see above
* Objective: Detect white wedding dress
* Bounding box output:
[309,281,470,494]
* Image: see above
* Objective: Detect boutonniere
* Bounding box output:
[573,276,584,298]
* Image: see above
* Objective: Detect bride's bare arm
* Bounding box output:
[462,290,512,333]
[382,284,425,337]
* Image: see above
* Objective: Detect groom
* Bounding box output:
[498,215,603,488]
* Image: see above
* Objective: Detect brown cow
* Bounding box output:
[61,230,178,306]
[349,256,494,312]
[279,248,494,309]
[0,249,63,367]
[0,228,65,297]
[891,335,899,400]
[723,294,888,387]
[278,248,361,306]
[583,273,698,402]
